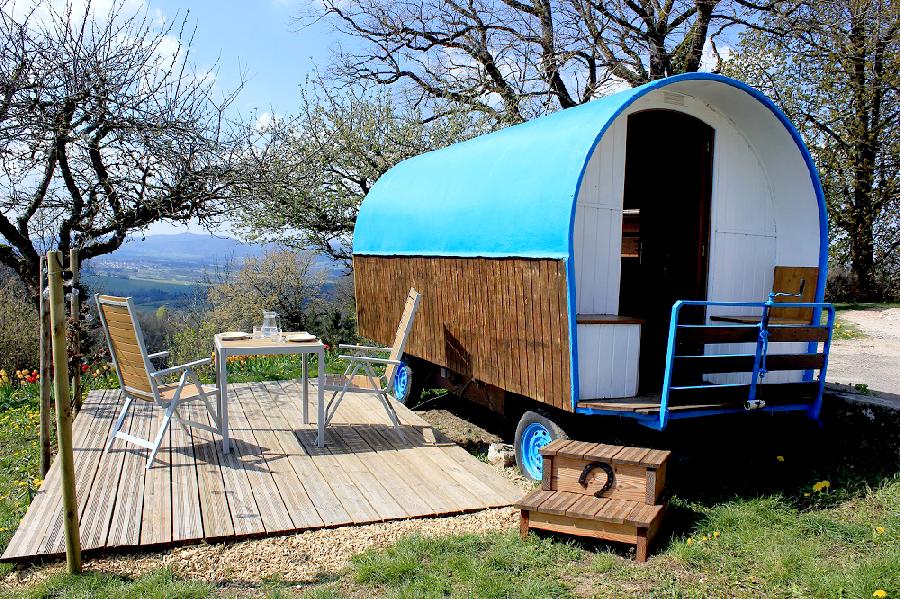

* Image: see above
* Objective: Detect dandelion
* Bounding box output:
[874,526,886,534]
[686,537,694,545]
[873,590,887,598]
[32,478,43,489]
[803,492,810,497]
[776,455,785,462]
[812,480,831,493]
[713,531,720,538]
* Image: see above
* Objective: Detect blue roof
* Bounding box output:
[353,73,824,259]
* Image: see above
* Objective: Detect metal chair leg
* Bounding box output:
[146,401,177,469]
[105,396,133,452]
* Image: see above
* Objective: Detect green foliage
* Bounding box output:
[0,274,40,374]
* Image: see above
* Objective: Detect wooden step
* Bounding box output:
[537,440,669,505]
[517,490,662,527]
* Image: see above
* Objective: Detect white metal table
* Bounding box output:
[213,333,327,451]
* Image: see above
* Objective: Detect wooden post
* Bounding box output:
[47,250,82,574]
[39,258,52,477]
[69,249,82,412]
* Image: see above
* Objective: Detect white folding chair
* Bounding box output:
[324,288,421,428]
[96,294,221,468]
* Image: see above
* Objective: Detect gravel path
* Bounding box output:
[827,308,900,394]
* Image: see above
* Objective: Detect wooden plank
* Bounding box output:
[612,447,651,466]
[186,400,235,540]
[4,391,112,559]
[44,391,122,555]
[170,402,203,543]
[539,492,579,516]
[640,449,671,469]
[254,381,352,528]
[225,386,296,533]
[242,383,324,529]
[576,314,645,325]
[516,489,555,511]
[565,495,606,519]
[79,395,134,550]
[673,352,825,376]
[677,324,830,345]
[140,410,172,546]
[668,381,820,406]
[106,398,153,547]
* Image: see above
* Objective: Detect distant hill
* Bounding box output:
[99,232,274,265]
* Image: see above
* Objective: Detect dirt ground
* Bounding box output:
[827,307,900,394]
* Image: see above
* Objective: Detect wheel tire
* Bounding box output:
[392,357,425,406]
[514,410,568,481]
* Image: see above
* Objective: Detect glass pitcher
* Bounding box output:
[260,310,281,339]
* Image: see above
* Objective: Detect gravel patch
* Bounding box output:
[3,508,520,590]
[828,308,900,394]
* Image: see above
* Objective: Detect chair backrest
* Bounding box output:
[95,294,155,397]
[385,288,422,387]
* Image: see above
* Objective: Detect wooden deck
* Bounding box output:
[2,381,522,562]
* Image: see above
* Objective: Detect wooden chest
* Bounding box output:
[516,440,670,561]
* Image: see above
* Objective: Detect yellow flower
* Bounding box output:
[713,531,720,538]
[803,492,810,497]
[686,537,694,545]
[874,526,886,534]
[873,590,887,598]
[32,478,43,489]
[812,480,831,492]
[776,455,785,462]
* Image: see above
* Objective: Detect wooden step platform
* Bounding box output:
[517,440,669,561]
[2,382,523,563]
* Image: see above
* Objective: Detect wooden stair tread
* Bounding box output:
[516,490,663,526]
[539,439,670,469]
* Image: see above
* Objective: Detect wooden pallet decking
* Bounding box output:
[2,381,522,562]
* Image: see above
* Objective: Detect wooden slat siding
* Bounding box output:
[355,255,572,411]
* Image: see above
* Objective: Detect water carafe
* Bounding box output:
[260,310,281,339]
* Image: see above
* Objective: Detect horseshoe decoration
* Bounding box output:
[578,461,615,498]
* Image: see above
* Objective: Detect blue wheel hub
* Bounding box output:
[393,362,410,403]
[521,422,552,480]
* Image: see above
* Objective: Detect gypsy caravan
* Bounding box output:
[352,73,834,479]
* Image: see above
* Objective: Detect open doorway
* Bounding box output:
[618,109,714,392]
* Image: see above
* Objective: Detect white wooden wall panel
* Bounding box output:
[577,323,640,399]
[573,86,820,396]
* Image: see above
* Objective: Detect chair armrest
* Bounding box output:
[338,355,402,366]
[338,344,391,353]
[147,351,170,361]
[151,357,212,378]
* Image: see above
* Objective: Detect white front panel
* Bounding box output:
[576,323,640,399]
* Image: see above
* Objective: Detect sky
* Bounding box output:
[140,0,344,235]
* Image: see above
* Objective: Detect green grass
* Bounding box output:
[2,568,212,598]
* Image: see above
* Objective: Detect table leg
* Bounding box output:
[316,347,325,447]
[302,353,309,425]
[219,348,231,454]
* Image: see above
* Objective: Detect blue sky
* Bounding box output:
[143,0,343,235]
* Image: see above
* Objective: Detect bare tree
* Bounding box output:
[0,0,247,296]
[234,81,484,265]
[726,0,899,300]
[308,0,770,123]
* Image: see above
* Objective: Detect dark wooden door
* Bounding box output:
[618,109,714,392]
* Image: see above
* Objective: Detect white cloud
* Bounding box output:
[254,111,280,131]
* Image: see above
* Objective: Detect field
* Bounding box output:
[82,274,201,311]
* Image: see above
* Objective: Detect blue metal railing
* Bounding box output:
[658,297,836,430]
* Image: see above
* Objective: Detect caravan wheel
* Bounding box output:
[514,410,568,481]
[392,357,425,406]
